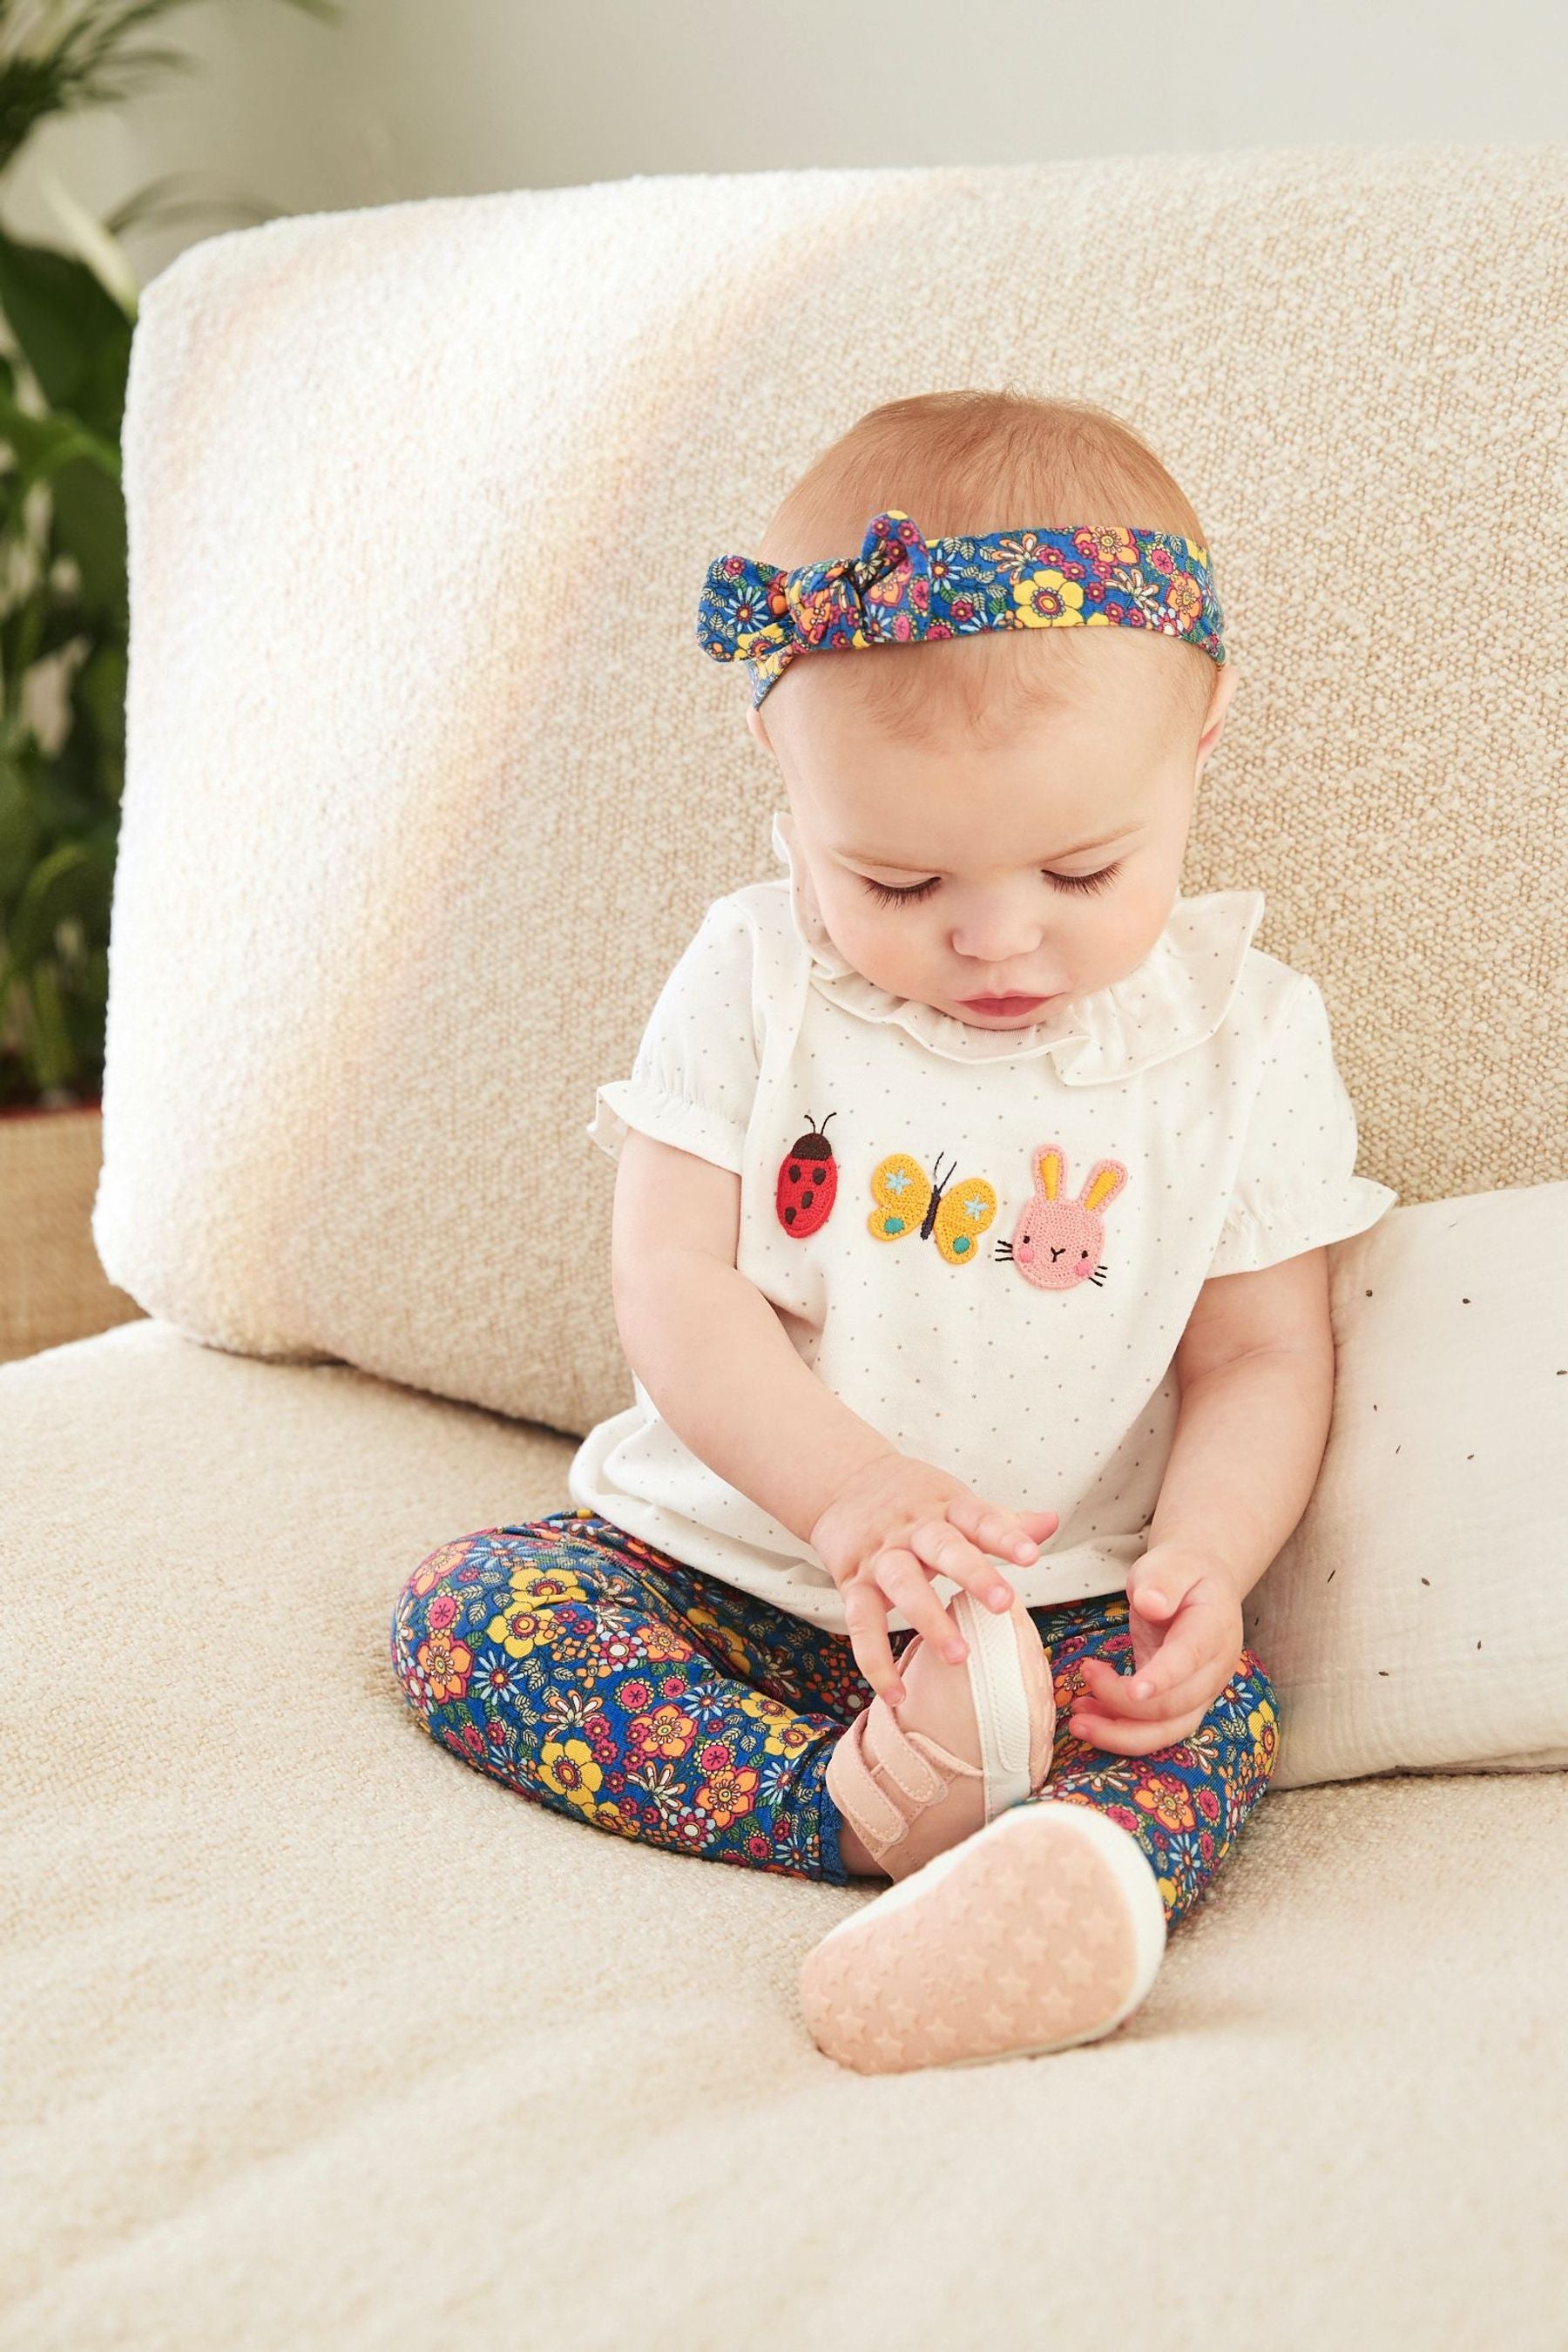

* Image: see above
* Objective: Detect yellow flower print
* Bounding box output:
[507,1564,587,1608]
[539,1736,602,1815]
[1247,1699,1279,1766]
[738,1691,813,1759]
[684,1605,754,1676]
[629,1703,697,1761]
[486,1559,586,1657]
[417,1630,472,1704]
[487,1600,551,1659]
[1133,1776,1196,1833]
[696,1761,760,1830]
[1010,568,1085,628]
[590,1799,639,1841]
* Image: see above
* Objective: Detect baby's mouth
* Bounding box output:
[957,990,1061,1017]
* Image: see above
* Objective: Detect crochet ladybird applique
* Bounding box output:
[867,1151,997,1266]
[774,1110,839,1236]
[994,1143,1128,1291]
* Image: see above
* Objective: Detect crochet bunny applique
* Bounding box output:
[994,1144,1128,1293]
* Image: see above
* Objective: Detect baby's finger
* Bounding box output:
[841,1578,902,1705]
[875,1550,967,1663]
[1089,1628,1211,1707]
[1065,1702,1206,1757]
[905,1516,1015,1610]
[1077,1652,1218,1726]
[1127,1631,1225,1703]
[1132,1637,1232,1712]
[945,1495,1058,1578]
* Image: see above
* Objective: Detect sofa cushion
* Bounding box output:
[4,1317,1568,2344]
[91,150,1568,1434]
[1247,1181,1568,1788]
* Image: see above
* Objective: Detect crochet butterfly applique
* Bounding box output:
[867,1151,997,1267]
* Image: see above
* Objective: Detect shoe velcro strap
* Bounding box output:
[825,1710,909,1859]
[865,1696,949,1808]
[952,1589,1036,1820]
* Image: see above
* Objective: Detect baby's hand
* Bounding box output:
[1068,1542,1245,1754]
[808,1453,1058,1705]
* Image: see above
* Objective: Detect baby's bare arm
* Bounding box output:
[610,1129,897,1542]
[610,1131,1058,1692]
[1149,1247,1337,1601]
[1071,1252,1336,1748]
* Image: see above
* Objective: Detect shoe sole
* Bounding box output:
[800,1799,1167,2074]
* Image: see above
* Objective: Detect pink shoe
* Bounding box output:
[825,1589,1056,1883]
[800,1800,1168,2074]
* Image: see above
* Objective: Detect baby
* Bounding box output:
[389,389,1396,2074]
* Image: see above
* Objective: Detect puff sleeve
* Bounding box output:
[585,894,760,1175]
[1205,973,1398,1277]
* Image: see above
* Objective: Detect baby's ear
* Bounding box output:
[1190,663,1239,781]
[746,701,770,751]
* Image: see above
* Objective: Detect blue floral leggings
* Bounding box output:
[389,1509,1281,1929]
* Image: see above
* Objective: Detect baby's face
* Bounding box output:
[748,636,1238,1029]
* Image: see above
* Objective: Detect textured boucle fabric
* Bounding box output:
[92,142,1567,1437]
[4,1320,1567,2348]
[1247,1179,1568,1785]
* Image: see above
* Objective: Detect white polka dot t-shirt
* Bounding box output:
[568,807,1398,1632]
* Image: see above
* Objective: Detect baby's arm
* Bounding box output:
[611,1130,896,1539]
[1070,1247,1336,1753]
[611,1129,1053,1693]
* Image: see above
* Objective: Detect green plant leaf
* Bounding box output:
[49,456,128,627]
[0,0,345,1106]
[0,382,120,490]
[18,956,77,1090]
[71,640,128,760]
[10,586,92,667]
[7,835,112,967]
[0,226,132,437]
[0,750,44,897]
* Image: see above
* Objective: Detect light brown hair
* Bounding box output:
[756,388,1219,751]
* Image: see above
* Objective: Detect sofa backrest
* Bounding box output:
[93,145,1568,1433]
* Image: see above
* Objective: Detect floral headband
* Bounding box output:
[696,507,1226,707]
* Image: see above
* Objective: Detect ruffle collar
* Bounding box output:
[769,806,1265,1084]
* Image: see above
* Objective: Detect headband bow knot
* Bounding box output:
[781,513,932,650]
[697,506,1225,707]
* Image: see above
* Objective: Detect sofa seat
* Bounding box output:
[5,1317,1565,2347]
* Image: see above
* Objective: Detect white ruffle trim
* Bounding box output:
[586,1078,747,1175]
[1206,1173,1399,1277]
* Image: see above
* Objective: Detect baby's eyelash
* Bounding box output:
[859,864,1122,909]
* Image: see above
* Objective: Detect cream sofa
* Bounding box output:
[6,144,1566,2347]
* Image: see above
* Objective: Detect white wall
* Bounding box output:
[4,0,1565,291]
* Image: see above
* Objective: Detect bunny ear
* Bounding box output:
[1032,1144,1066,1201]
[1079,1159,1131,1214]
